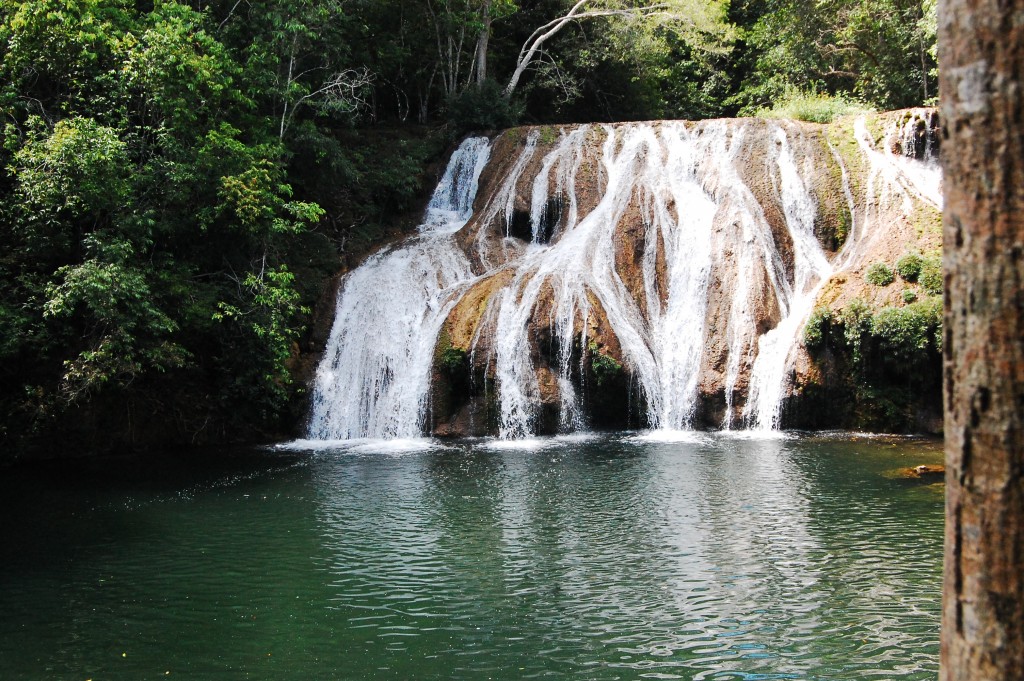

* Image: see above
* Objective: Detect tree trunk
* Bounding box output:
[939,0,1024,679]
[474,1,491,85]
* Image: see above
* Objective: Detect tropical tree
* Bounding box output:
[0,1,330,449]
[731,0,936,111]
[502,0,733,97]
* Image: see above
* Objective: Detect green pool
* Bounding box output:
[0,432,944,680]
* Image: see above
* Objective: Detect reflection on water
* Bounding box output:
[0,433,943,680]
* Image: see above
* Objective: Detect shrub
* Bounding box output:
[865,262,894,286]
[447,80,524,134]
[895,253,923,281]
[755,89,873,124]
[589,342,623,386]
[902,289,918,304]
[538,126,560,146]
[919,257,943,296]
[439,346,467,374]
[840,298,873,360]
[803,306,831,349]
[870,297,942,362]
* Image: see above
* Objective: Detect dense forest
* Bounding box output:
[0,0,937,455]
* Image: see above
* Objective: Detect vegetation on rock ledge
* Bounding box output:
[801,294,943,432]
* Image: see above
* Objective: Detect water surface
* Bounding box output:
[0,433,943,680]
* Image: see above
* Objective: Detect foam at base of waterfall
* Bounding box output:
[280,437,442,455]
[628,430,713,445]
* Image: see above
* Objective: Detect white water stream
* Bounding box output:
[307,138,491,439]
[743,129,833,430]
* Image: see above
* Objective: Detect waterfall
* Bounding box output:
[465,121,832,436]
[306,113,940,441]
[307,137,491,439]
[475,124,720,436]
[743,129,832,430]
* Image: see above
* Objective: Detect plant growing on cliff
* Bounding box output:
[896,252,924,281]
[803,306,832,350]
[870,297,942,363]
[589,342,622,387]
[919,257,943,296]
[756,89,872,123]
[538,126,560,146]
[439,346,468,374]
[865,262,895,286]
[803,293,943,432]
[839,298,873,361]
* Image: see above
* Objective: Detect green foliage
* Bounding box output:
[118,3,238,131]
[756,89,872,123]
[733,0,937,114]
[896,252,923,281]
[538,126,560,146]
[43,257,188,400]
[839,298,872,360]
[865,262,895,286]
[802,306,831,349]
[212,266,308,406]
[902,289,918,304]
[0,0,131,116]
[589,342,623,387]
[919,257,943,296]
[439,346,468,374]
[515,0,735,121]
[13,117,130,231]
[853,384,914,433]
[0,0,357,451]
[805,293,943,431]
[832,295,941,367]
[870,297,942,363]
[447,80,523,134]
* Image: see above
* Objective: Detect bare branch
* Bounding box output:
[504,1,679,96]
[281,68,375,139]
[217,0,246,31]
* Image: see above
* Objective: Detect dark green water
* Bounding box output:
[0,432,944,681]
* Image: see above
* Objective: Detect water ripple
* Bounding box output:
[0,434,942,680]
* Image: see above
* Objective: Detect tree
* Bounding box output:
[939,0,1024,677]
[0,1,335,450]
[503,0,732,97]
[470,0,519,84]
[728,0,936,112]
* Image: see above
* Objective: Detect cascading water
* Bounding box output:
[743,129,832,430]
[307,112,941,441]
[461,121,836,436]
[306,137,491,439]
[474,123,724,437]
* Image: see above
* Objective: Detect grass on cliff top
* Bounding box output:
[756,90,874,124]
